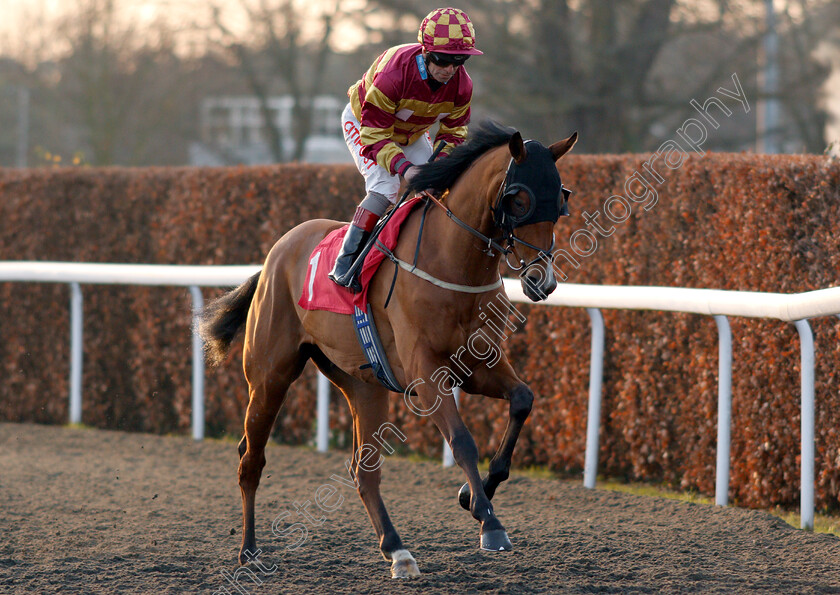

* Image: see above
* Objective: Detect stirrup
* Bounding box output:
[329,266,362,293]
[328,230,370,293]
[329,212,376,293]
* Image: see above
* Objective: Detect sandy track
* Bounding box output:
[2,422,839,594]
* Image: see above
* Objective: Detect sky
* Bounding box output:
[0,0,371,59]
[0,0,201,57]
[1,0,204,29]
[1,0,838,149]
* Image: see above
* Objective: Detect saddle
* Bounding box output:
[298,197,423,316]
[298,198,425,391]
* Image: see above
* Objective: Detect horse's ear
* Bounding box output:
[550,132,578,162]
[509,131,527,164]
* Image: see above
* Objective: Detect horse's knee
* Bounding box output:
[487,460,509,484]
[238,436,247,459]
[509,384,534,423]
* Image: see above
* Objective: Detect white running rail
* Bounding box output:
[503,279,840,531]
[0,261,260,442]
[2,261,839,530]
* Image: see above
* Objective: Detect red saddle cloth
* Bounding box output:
[298,198,422,315]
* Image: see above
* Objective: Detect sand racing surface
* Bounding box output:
[2,421,840,594]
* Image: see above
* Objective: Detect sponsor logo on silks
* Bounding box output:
[415,54,428,81]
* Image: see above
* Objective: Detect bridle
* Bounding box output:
[373,135,574,303]
[425,140,571,272]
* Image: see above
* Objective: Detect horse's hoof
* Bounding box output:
[390,549,420,579]
[458,482,470,511]
[238,545,258,566]
[480,529,512,552]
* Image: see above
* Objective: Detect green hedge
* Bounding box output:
[1,154,838,511]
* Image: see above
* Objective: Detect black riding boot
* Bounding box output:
[328,224,372,293]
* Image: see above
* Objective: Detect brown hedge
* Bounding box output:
[1,154,839,512]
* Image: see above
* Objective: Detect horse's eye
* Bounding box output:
[511,195,530,217]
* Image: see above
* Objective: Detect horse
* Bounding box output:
[199,121,577,578]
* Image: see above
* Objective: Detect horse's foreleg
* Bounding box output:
[313,355,419,579]
[418,388,512,551]
[353,446,419,578]
[458,382,534,510]
[352,402,419,577]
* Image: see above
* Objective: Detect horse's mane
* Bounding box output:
[407,120,515,193]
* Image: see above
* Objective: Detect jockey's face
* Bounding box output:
[423,50,460,84]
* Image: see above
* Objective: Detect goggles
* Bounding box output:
[428,52,470,67]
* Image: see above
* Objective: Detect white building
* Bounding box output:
[818,40,840,156]
[189,95,352,165]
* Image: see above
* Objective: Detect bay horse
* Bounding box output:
[199,121,577,578]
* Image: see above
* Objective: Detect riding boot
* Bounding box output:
[328,207,379,292]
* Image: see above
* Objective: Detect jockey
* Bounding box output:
[329,7,483,292]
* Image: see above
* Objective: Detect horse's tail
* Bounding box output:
[198,271,261,366]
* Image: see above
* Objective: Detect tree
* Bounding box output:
[359,0,835,153]
[206,0,347,162]
[773,0,836,153]
[46,0,198,165]
[0,58,30,166]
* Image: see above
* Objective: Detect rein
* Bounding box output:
[426,191,509,257]
[374,195,502,299]
[426,176,557,272]
[375,142,564,298]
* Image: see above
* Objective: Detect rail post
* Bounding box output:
[69,282,83,424]
[795,319,815,530]
[443,387,461,467]
[583,308,605,489]
[714,315,732,506]
[317,372,330,452]
[190,286,205,441]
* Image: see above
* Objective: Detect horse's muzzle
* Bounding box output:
[520,261,557,302]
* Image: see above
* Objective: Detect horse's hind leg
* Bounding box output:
[238,346,307,565]
[312,354,419,578]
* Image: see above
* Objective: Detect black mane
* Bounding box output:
[407,120,515,193]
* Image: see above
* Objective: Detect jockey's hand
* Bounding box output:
[403,165,421,185]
